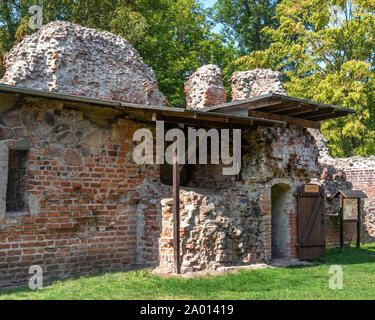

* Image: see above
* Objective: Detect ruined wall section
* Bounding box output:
[1,21,166,106]
[0,99,162,287]
[156,68,321,274]
[309,129,375,245]
[157,124,321,273]
[185,64,227,110]
[230,69,287,100]
[158,188,263,273]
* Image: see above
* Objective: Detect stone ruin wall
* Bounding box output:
[0,21,170,287]
[157,125,321,273]
[185,64,227,110]
[158,66,375,273]
[157,68,321,273]
[0,18,372,286]
[1,21,166,106]
[230,69,287,100]
[309,130,375,245]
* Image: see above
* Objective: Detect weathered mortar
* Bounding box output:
[157,188,264,273]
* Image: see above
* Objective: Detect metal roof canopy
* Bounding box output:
[333,189,367,199]
[0,85,355,129]
[205,93,356,129]
[0,84,286,129]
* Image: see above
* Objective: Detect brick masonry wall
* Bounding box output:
[345,169,375,240]
[0,97,162,287]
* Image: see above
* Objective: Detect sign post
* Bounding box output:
[333,190,367,250]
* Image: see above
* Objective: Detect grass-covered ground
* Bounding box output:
[1,244,375,300]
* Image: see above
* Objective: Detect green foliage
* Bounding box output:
[134,0,237,107]
[0,0,236,108]
[211,0,281,55]
[110,6,147,45]
[237,0,375,157]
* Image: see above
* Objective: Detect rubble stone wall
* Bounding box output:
[230,69,287,101]
[155,67,322,274]
[157,125,320,273]
[1,21,166,106]
[185,64,227,110]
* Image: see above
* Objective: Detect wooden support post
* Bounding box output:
[340,208,344,250]
[339,195,344,250]
[357,198,361,249]
[173,146,181,274]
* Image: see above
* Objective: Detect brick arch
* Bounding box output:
[260,178,298,262]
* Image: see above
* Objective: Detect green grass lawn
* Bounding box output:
[1,244,375,300]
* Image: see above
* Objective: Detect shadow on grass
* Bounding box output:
[0,265,152,297]
[321,244,375,265]
[1,244,375,299]
[288,245,375,270]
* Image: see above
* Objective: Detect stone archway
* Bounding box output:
[260,178,297,263]
[271,183,291,259]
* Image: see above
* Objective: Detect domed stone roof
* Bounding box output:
[1,21,166,105]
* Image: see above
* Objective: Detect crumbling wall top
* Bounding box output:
[1,21,166,106]
[185,64,227,110]
[230,69,287,101]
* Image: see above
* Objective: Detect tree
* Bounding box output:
[237,0,375,157]
[135,0,237,107]
[0,0,236,108]
[211,0,281,55]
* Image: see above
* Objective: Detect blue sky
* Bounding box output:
[201,0,223,34]
[202,0,217,8]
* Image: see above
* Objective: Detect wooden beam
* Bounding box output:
[248,110,320,129]
[261,101,299,112]
[295,108,335,119]
[268,103,301,114]
[340,195,344,250]
[282,106,319,116]
[246,97,284,109]
[173,145,181,274]
[211,97,284,111]
[157,116,247,129]
[357,198,361,249]
[307,111,348,121]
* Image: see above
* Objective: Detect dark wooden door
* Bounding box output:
[297,184,326,260]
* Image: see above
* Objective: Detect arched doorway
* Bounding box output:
[271,183,291,259]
